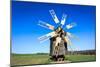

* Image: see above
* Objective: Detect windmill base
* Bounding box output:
[50,55,65,61]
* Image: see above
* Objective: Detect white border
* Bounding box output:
[0,0,10,67]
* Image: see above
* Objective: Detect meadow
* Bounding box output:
[11,54,96,66]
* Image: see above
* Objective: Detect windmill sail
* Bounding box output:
[67,32,79,40]
[39,37,50,43]
[38,31,57,42]
[67,32,73,38]
[64,36,72,45]
[61,14,67,26]
[49,9,60,24]
[38,20,54,30]
[66,22,77,29]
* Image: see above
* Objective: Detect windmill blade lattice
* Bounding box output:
[66,22,77,29]
[38,20,54,30]
[49,9,60,24]
[61,14,67,26]
[38,31,57,42]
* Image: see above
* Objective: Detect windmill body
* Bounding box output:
[50,27,68,61]
[38,9,77,61]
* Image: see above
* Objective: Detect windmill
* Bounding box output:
[37,9,77,61]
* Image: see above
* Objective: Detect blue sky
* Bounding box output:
[11,1,96,54]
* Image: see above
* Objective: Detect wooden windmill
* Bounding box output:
[38,9,77,61]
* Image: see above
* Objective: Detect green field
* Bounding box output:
[11,54,96,66]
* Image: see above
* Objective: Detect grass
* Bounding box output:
[11,54,50,66]
[65,55,96,62]
[11,54,96,66]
